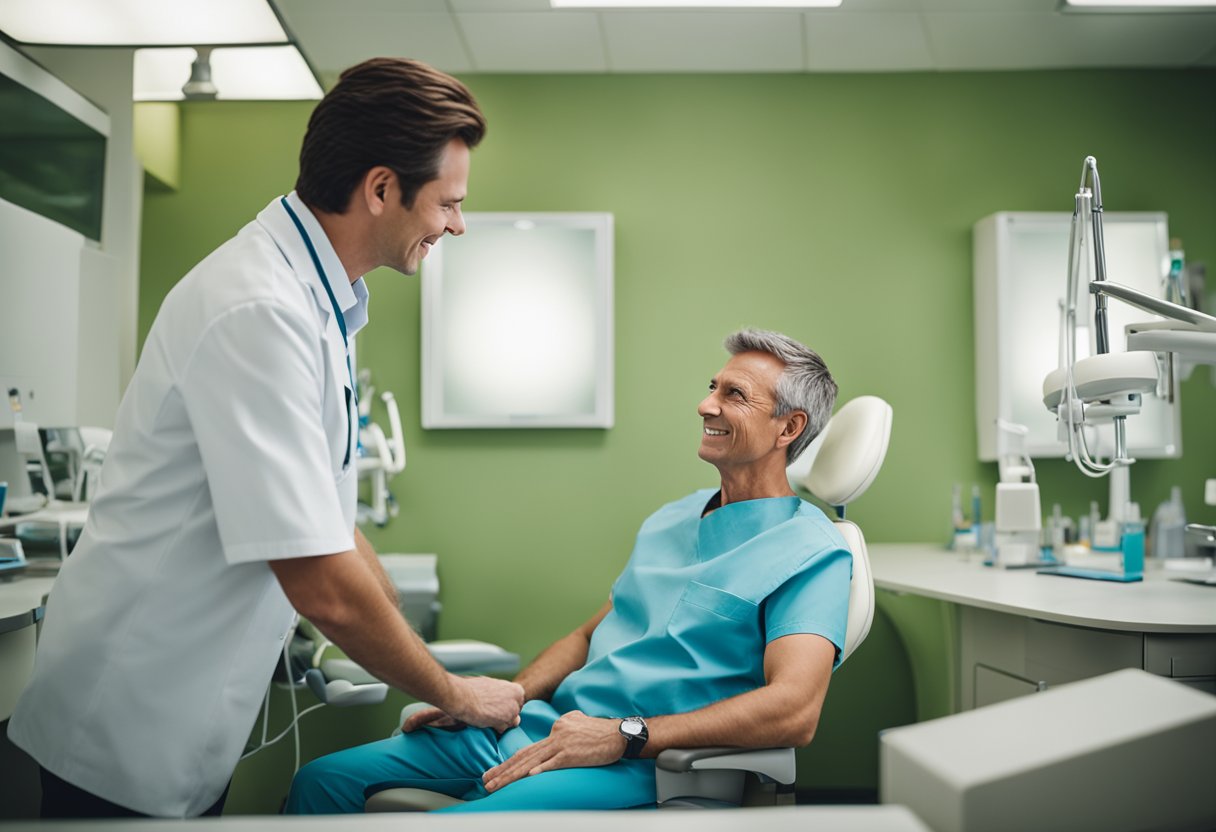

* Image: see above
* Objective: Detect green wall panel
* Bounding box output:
[139,69,1215,800]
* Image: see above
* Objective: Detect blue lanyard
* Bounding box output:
[280,196,357,465]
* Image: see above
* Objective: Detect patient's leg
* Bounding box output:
[285,725,505,814]
[438,760,658,813]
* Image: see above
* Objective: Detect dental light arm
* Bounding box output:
[1043,156,1162,478]
[1090,281,1216,332]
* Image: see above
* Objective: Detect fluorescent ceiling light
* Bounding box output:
[135,46,322,101]
[551,1,842,7]
[0,0,288,46]
[1064,0,1216,6]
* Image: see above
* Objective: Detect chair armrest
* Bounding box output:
[656,747,796,785]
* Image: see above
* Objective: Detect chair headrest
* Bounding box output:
[802,396,893,508]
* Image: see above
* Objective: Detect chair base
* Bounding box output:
[364,788,467,813]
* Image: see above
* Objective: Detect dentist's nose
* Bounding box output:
[447,205,466,236]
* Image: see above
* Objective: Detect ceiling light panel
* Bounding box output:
[134,46,322,100]
[0,0,288,45]
[1065,0,1216,7]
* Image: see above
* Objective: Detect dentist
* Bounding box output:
[9,58,523,819]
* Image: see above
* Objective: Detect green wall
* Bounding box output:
[139,70,1216,798]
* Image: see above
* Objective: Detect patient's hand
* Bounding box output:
[482,710,627,792]
[400,707,465,733]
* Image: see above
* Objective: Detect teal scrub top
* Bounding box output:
[545,488,852,721]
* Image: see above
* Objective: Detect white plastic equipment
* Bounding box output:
[355,369,406,528]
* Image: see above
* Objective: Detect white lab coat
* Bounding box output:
[8,192,367,817]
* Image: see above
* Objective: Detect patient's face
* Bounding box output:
[697,351,788,470]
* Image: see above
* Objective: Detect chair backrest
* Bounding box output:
[800,396,893,664]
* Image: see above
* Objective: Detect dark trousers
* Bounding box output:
[40,766,230,819]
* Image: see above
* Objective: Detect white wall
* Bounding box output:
[0,44,142,429]
[25,46,143,396]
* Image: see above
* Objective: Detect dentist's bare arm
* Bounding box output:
[353,527,397,607]
[270,550,523,730]
[402,600,611,733]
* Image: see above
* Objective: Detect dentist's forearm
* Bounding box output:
[270,550,460,710]
[354,527,398,607]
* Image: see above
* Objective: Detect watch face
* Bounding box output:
[622,718,643,736]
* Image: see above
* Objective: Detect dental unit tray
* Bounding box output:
[321,641,521,685]
[1037,565,1142,583]
[0,537,26,579]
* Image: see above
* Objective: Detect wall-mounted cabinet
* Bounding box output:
[972,211,1180,462]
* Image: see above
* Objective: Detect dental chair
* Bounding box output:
[364,395,893,813]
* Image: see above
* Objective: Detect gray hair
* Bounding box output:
[724,328,837,464]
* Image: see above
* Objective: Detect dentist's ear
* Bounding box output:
[362,166,395,216]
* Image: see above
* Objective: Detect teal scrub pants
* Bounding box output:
[284,714,656,813]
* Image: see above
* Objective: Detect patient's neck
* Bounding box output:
[716,462,795,508]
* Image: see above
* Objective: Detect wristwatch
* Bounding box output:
[618,716,649,759]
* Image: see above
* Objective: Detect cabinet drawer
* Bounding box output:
[1144,633,1216,680]
[975,664,1042,708]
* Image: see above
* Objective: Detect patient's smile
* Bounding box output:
[704,427,729,436]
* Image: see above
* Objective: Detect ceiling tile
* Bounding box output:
[803,12,934,71]
[912,0,1056,10]
[449,0,553,10]
[925,11,1216,69]
[600,11,804,72]
[457,12,607,71]
[277,0,450,14]
[284,11,472,73]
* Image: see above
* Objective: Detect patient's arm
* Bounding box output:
[481,633,834,792]
[402,600,612,733]
[514,599,612,702]
[644,633,835,751]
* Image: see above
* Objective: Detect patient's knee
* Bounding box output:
[286,755,364,814]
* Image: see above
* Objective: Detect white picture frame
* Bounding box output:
[421,212,614,429]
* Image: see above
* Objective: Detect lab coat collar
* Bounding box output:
[258,191,370,338]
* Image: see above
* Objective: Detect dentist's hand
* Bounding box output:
[401,706,464,733]
[482,710,625,793]
[446,675,525,733]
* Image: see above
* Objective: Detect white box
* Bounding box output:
[880,668,1216,832]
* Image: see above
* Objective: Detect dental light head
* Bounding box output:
[1041,351,1159,412]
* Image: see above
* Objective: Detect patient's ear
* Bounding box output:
[776,411,808,449]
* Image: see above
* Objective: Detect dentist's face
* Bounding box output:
[697,351,790,470]
[379,138,469,276]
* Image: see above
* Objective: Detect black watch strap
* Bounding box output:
[619,716,649,759]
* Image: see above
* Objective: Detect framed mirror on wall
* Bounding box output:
[421,212,614,429]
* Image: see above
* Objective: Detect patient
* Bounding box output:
[286,328,850,813]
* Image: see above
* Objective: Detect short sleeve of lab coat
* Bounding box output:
[180,300,353,564]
